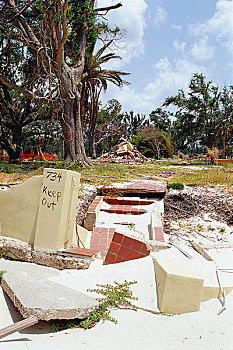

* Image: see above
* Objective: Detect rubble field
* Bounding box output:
[164,186,233,248]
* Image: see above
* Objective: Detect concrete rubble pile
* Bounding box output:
[96,141,150,165]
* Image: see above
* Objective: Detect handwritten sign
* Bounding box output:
[40,171,63,210]
[34,168,81,251]
[41,186,62,210]
[45,171,63,182]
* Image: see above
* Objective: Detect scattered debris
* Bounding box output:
[165,186,233,224]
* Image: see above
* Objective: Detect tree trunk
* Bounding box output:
[8,146,21,163]
[7,128,22,163]
[88,133,97,158]
[59,69,91,166]
[222,135,226,159]
[60,99,76,160]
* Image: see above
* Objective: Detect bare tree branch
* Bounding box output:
[6,0,37,23]
[56,0,68,65]
[0,74,59,109]
[94,3,122,13]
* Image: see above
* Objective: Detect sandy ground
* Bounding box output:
[1,250,233,350]
[1,297,233,350]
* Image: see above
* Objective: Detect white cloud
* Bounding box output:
[154,6,167,26]
[101,57,206,114]
[171,24,182,30]
[143,58,205,104]
[96,0,148,63]
[173,39,186,53]
[191,37,214,60]
[190,0,233,54]
[101,85,153,114]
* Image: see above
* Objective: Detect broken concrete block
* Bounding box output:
[153,257,204,314]
[0,176,42,244]
[201,285,233,302]
[0,168,82,253]
[1,260,98,320]
[34,168,81,252]
[0,237,32,262]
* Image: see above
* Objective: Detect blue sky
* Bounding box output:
[97,0,233,115]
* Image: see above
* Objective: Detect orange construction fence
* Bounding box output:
[0,154,54,161]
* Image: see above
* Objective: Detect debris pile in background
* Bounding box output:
[96,141,150,165]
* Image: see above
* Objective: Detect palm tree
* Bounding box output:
[81,41,129,158]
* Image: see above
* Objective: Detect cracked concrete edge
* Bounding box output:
[0,233,170,270]
[1,276,98,320]
[0,236,91,270]
[147,241,171,252]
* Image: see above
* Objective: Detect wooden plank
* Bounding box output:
[169,239,193,259]
[189,241,213,261]
[0,317,38,340]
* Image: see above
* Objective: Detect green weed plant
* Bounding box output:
[50,280,138,332]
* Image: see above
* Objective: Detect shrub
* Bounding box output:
[167,183,184,190]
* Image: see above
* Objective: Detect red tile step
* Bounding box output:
[60,247,99,258]
[104,197,154,206]
[90,227,116,257]
[125,181,166,193]
[101,205,147,215]
[87,196,103,213]
[105,232,150,264]
[153,226,164,242]
[100,181,166,196]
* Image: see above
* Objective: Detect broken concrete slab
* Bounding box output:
[0,259,98,320]
[0,237,91,270]
[50,255,159,312]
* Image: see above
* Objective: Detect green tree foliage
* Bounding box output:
[81,41,129,158]
[0,0,123,164]
[132,125,173,159]
[85,99,125,157]
[149,108,172,133]
[164,73,233,156]
[217,86,233,158]
[123,111,147,139]
[0,37,55,162]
